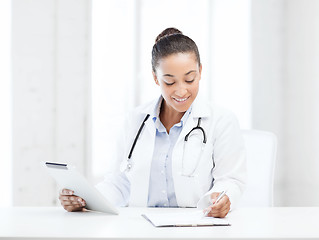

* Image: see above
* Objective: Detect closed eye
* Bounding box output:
[165,82,174,86]
[186,79,195,83]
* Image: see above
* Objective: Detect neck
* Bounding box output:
[159,100,185,133]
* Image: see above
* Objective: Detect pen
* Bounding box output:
[202,190,227,218]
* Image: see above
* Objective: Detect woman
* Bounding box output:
[59,28,246,218]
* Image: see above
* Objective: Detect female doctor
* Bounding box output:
[59,28,246,218]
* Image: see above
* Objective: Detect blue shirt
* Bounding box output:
[97,98,192,207]
[147,99,192,207]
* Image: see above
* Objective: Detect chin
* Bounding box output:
[163,96,193,113]
[172,104,191,113]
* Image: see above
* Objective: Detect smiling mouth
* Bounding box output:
[173,96,190,103]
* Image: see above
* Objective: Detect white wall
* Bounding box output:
[251,0,319,206]
[12,0,91,206]
[250,0,285,206]
[283,0,319,206]
[0,0,12,207]
[91,0,252,181]
[10,0,319,207]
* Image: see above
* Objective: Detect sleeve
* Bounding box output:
[95,172,130,207]
[197,111,247,210]
[94,114,131,207]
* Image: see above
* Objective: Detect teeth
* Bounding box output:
[174,97,188,102]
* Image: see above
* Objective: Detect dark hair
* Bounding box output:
[151,27,201,73]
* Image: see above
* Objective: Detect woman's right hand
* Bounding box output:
[59,188,86,212]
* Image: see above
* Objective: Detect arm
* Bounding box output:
[198,111,247,217]
[94,114,132,207]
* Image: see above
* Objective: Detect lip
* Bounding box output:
[172,96,190,103]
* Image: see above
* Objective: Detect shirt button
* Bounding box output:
[161,170,164,175]
[164,204,167,207]
[162,190,166,194]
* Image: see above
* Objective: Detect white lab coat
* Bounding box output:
[96,95,246,209]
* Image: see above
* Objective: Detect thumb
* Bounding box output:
[210,192,220,204]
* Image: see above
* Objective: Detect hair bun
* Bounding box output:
[155,27,183,43]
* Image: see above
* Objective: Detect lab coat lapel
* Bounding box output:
[128,100,157,207]
[175,96,210,146]
[172,96,211,206]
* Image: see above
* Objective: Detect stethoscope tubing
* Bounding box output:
[127,114,150,160]
[184,117,207,144]
[127,114,207,160]
[127,114,207,175]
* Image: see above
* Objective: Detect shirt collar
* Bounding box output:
[152,96,193,131]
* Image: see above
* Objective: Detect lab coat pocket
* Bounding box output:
[181,132,205,177]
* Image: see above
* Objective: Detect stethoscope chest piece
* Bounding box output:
[126,162,132,172]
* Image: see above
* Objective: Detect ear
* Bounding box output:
[198,64,202,81]
[152,71,160,86]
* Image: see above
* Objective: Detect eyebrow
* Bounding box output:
[163,70,196,77]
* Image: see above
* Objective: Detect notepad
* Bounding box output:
[142,210,230,227]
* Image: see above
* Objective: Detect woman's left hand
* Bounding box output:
[203,192,231,218]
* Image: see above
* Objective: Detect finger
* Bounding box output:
[59,195,75,201]
[59,195,85,203]
[211,198,230,212]
[59,195,70,201]
[78,198,86,206]
[211,203,230,216]
[61,198,86,207]
[61,188,74,195]
[208,205,230,218]
[71,203,84,208]
[72,198,86,207]
[218,207,230,218]
[208,200,230,217]
[64,205,84,212]
[214,202,229,213]
[60,195,85,205]
[204,194,228,216]
[60,194,83,201]
[210,209,228,218]
[210,202,230,217]
[205,205,227,217]
[211,195,230,209]
[62,200,72,206]
[203,206,212,215]
[62,200,86,212]
[210,193,220,204]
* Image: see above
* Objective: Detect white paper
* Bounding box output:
[142,210,230,227]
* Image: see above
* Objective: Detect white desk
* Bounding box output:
[1,207,319,240]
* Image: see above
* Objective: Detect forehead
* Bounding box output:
[156,53,198,75]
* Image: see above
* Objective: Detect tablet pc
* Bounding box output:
[45,162,119,214]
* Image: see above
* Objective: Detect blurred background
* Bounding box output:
[0,0,318,207]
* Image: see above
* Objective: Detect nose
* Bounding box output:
[175,87,188,97]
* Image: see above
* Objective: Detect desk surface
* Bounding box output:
[1,207,319,240]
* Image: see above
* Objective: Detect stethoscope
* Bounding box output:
[126,114,207,177]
